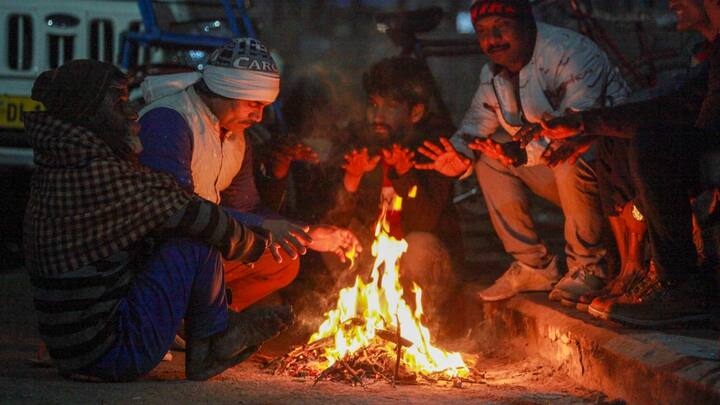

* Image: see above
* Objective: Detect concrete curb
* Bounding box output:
[468,292,720,405]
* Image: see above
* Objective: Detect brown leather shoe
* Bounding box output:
[608,276,713,327]
[588,260,657,320]
[186,305,294,381]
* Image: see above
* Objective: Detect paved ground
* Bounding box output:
[2,184,716,404]
[0,269,611,404]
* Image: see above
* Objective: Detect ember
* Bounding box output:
[264,197,478,386]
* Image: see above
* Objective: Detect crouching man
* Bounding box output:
[326,57,464,335]
[24,59,292,382]
[138,38,361,313]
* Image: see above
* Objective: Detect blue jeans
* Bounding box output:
[76,238,228,381]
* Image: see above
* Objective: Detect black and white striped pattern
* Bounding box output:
[163,198,266,262]
[30,251,134,372]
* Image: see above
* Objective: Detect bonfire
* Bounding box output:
[264,195,479,387]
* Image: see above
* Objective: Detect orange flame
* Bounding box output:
[308,198,468,379]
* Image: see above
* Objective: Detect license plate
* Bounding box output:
[0,95,44,129]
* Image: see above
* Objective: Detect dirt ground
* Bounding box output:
[0,269,615,405]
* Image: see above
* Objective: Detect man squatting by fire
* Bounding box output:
[24,38,361,382]
[541,0,720,326]
[324,56,465,334]
[137,38,362,314]
[22,0,720,384]
[418,0,630,306]
[23,59,294,382]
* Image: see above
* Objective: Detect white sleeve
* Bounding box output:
[451,75,500,160]
[553,36,628,112]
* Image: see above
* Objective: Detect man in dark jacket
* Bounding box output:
[326,57,464,331]
[24,59,293,382]
[540,0,720,327]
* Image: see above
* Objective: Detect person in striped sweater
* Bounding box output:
[23,59,293,382]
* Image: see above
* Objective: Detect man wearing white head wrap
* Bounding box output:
[138,38,361,313]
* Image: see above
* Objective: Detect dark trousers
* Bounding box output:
[628,125,720,281]
[77,238,228,381]
[596,137,634,216]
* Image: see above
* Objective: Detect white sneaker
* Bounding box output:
[477,257,560,302]
[549,263,606,303]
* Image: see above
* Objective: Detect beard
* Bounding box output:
[369,123,405,149]
[88,114,143,162]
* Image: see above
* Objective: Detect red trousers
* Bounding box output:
[223,250,300,312]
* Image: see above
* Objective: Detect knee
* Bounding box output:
[474,154,502,180]
[554,159,597,195]
[405,232,444,253]
[402,233,453,276]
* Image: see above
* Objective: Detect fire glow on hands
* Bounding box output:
[307,225,363,264]
[261,219,312,263]
[467,137,527,167]
[342,148,381,192]
[269,142,320,179]
[539,111,585,140]
[382,144,415,175]
[415,137,471,177]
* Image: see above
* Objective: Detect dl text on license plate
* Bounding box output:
[0,95,44,129]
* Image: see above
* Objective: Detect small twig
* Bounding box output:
[306,336,334,351]
[420,373,438,383]
[393,314,402,387]
[339,359,365,388]
[312,362,339,386]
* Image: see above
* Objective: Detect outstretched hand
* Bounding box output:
[308,225,363,263]
[342,148,381,177]
[416,137,471,177]
[541,136,597,168]
[468,137,517,166]
[268,142,320,179]
[540,112,585,140]
[261,218,313,263]
[342,148,381,192]
[382,144,415,175]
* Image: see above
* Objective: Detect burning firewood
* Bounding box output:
[261,338,481,387]
[262,207,479,387]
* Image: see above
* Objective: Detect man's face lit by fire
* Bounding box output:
[213,98,271,135]
[474,15,534,72]
[670,0,708,32]
[365,94,424,145]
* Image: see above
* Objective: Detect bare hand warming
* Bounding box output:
[261,218,313,263]
[468,137,518,166]
[382,144,415,175]
[342,147,381,192]
[415,137,471,177]
[541,136,597,168]
[308,225,362,263]
[269,142,320,180]
[540,112,585,140]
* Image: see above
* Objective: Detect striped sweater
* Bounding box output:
[31,197,265,372]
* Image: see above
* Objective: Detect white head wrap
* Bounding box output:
[202,65,279,103]
[140,38,280,104]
